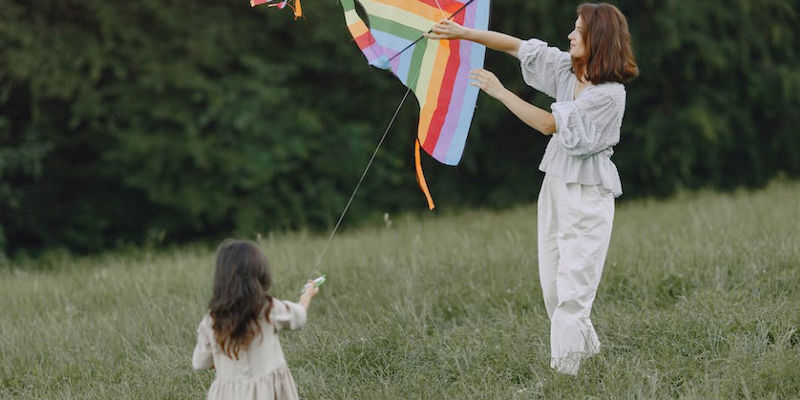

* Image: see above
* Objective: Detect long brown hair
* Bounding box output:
[208,239,273,359]
[572,3,639,84]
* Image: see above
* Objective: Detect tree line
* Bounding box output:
[1,0,798,256]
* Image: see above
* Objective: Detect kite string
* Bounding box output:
[311,87,412,270]
[433,0,447,19]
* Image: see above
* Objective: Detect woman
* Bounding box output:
[426,3,638,375]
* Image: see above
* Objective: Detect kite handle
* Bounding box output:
[301,275,327,294]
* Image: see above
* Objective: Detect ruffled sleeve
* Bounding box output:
[517,39,573,99]
[269,299,307,331]
[550,87,624,157]
[192,313,214,370]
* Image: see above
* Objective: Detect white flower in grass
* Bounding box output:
[383,213,392,229]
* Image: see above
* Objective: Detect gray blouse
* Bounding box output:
[517,38,626,197]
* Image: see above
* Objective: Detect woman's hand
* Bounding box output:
[424,19,470,40]
[469,68,508,100]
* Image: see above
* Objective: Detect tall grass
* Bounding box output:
[2,180,799,399]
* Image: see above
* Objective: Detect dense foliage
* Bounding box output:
[1,0,798,255]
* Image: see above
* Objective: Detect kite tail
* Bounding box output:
[250,0,302,19]
[415,139,435,210]
[292,0,302,19]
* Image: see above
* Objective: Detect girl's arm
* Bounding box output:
[470,69,556,135]
[192,317,215,370]
[298,280,319,310]
[424,20,521,57]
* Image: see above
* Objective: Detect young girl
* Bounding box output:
[192,239,319,399]
[426,3,638,375]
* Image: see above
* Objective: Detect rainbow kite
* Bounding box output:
[340,0,491,209]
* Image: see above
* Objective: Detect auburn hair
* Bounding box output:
[208,239,274,359]
[572,3,639,84]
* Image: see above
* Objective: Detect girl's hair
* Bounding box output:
[572,3,639,84]
[208,239,273,359]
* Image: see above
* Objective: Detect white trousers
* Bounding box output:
[537,173,615,375]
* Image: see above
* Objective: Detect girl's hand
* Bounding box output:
[424,19,469,40]
[469,68,508,100]
[301,280,319,298]
[299,280,319,310]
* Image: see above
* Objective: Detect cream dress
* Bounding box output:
[192,299,307,400]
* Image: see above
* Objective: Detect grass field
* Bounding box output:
[2,180,800,399]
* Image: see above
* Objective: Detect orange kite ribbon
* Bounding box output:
[415,139,435,210]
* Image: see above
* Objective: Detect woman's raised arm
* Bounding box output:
[424,19,522,57]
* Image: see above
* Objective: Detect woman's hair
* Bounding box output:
[208,239,273,359]
[572,3,639,84]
